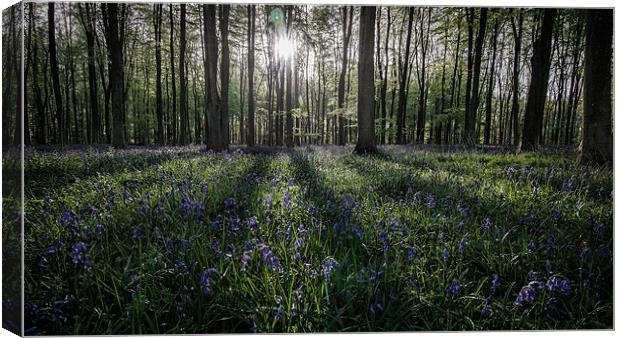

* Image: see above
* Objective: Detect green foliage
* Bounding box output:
[22,146,612,333]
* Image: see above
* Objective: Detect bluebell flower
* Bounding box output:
[407,246,419,261]
[240,253,251,272]
[70,242,91,270]
[378,230,388,241]
[245,216,258,231]
[546,275,571,295]
[263,194,273,205]
[482,217,492,231]
[256,244,283,273]
[481,303,491,317]
[580,247,592,260]
[562,176,575,192]
[458,205,470,217]
[527,271,539,281]
[456,222,463,233]
[446,279,462,298]
[528,280,544,289]
[321,257,339,283]
[597,245,610,258]
[527,240,536,253]
[131,227,143,240]
[514,285,536,306]
[333,222,344,232]
[283,191,292,209]
[443,245,450,262]
[427,195,436,209]
[199,268,219,295]
[274,305,284,321]
[551,209,562,220]
[458,235,467,254]
[224,198,237,209]
[491,274,500,292]
[592,220,606,236]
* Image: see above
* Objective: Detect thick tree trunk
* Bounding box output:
[520,9,556,151]
[203,5,223,151]
[578,9,612,165]
[464,8,487,146]
[354,6,377,154]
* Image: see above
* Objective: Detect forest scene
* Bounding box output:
[0,1,614,334]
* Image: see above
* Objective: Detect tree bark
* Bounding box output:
[355,6,377,154]
[578,9,612,165]
[49,3,65,146]
[464,8,487,146]
[520,9,556,151]
[247,5,256,146]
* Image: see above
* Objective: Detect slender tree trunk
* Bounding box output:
[49,3,65,146]
[396,8,414,144]
[247,5,256,146]
[337,6,353,145]
[220,5,230,147]
[484,19,499,145]
[520,9,556,151]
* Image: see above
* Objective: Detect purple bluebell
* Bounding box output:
[274,305,284,321]
[597,245,610,258]
[528,271,539,281]
[446,279,462,298]
[283,191,292,209]
[481,303,491,317]
[580,247,592,260]
[458,235,467,254]
[592,220,606,236]
[551,209,562,220]
[407,246,419,261]
[240,253,251,272]
[443,245,450,262]
[546,275,571,295]
[256,244,283,273]
[70,242,91,270]
[456,222,464,233]
[427,195,436,209]
[482,217,492,231]
[527,240,536,253]
[321,257,339,283]
[224,198,237,209]
[491,274,500,293]
[199,268,219,295]
[514,285,536,306]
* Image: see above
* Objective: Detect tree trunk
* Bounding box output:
[464,8,487,146]
[247,5,256,146]
[154,4,164,144]
[49,3,65,146]
[510,9,524,148]
[520,9,556,151]
[578,9,612,165]
[355,6,377,154]
[396,8,414,145]
[337,6,353,145]
[484,18,499,145]
[220,5,230,146]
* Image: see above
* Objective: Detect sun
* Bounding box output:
[275,36,296,60]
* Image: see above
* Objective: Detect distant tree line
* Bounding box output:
[1,4,613,163]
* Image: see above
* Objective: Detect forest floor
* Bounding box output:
[17,145,612,333]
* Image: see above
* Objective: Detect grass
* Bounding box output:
[20,145,613,333]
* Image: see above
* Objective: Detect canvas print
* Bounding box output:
[1,1,614,334]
